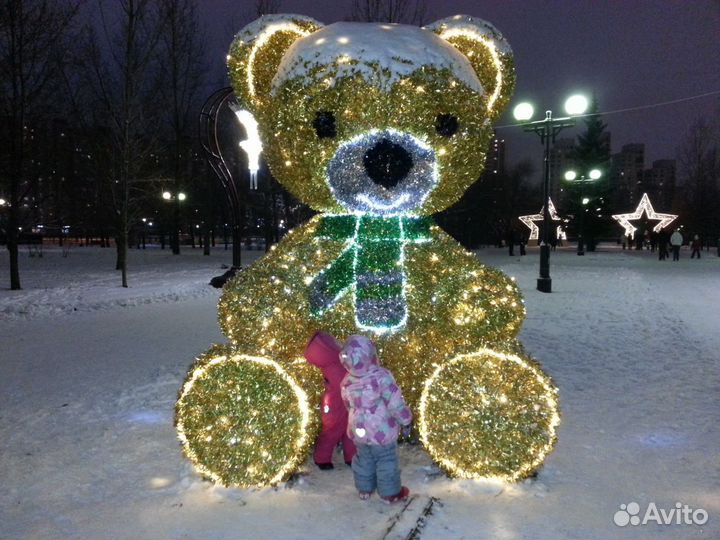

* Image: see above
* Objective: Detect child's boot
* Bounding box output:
[381,486,409,504]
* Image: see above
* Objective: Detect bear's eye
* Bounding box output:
[435,114,459,137]
[313,111,336,138]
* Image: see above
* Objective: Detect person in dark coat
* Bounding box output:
[657,230,669,261]
[506,228,515,256]
[690,234,701,259]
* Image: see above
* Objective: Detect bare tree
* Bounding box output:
[677,114,720,242]
[80,0,165,287]
[350,0,427,25]
[0,0,80,289]
[255,0,281,15]
[158,0,206,255]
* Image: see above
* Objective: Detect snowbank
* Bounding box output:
[1,244,718,539]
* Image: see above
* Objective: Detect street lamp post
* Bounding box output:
[513,95,589,293]
[163,190,186,254]
[140,218,147,249]
[564,169,601,255]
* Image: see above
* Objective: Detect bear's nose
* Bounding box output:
[363,138,413,189]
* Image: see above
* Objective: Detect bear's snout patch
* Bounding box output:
[327,129,437,216]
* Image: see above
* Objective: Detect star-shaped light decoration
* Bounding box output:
[611,193,678,239]
[519,198,562,241]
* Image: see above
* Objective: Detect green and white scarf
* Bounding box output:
[309,214,432,331]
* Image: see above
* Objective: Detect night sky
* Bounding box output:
[198,0,720,173]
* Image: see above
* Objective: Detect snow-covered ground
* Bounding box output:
[1,243,718,539]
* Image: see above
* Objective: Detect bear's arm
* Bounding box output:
[404,224,526,346]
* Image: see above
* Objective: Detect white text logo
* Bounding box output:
[614,502,708,527]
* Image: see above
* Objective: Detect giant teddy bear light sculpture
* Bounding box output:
[176,14,560,487]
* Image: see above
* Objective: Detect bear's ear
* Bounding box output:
[228,14,323,112]
[425,15,515,120]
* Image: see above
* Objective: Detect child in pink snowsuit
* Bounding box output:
[304,331,357,469]
[340,335,412,503]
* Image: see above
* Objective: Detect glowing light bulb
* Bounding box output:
[565,94,588,116]
[513,102,534,121]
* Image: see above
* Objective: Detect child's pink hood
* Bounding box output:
[339,334,380,377]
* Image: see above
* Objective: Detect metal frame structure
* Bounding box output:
[199,86,244,268]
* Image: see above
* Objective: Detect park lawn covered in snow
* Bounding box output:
[1,244,719,539]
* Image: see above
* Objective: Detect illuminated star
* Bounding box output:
[518,198,562,241]
[611,193,678,239]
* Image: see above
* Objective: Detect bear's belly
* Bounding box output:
[218,215,525,408]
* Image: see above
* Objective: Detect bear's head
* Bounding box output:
[228,14,514,217]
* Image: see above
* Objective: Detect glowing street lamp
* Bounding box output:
[513,93,588,292]
[564,168,602,255]
[162,190,187,254]
[512,102,534,122]
[163,190,186,201]
[564,94,589,116]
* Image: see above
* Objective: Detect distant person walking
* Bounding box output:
[690,234,701,259]
[657,230,669,261]
[670,229,683,261]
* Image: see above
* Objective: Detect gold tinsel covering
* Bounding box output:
[263,68,495,215]
[176,344,323,487]
[227,14,323,112]
[425,15,516,120]
[175,14,559,487]
[419,350,560,481]
[217,216,531,428]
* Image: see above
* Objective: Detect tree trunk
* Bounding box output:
[115,236,122,270]
[172,191,181,254]
[116,230,128,287]
[7,232,21,290]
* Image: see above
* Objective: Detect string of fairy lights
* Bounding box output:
[418,349,560,482]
